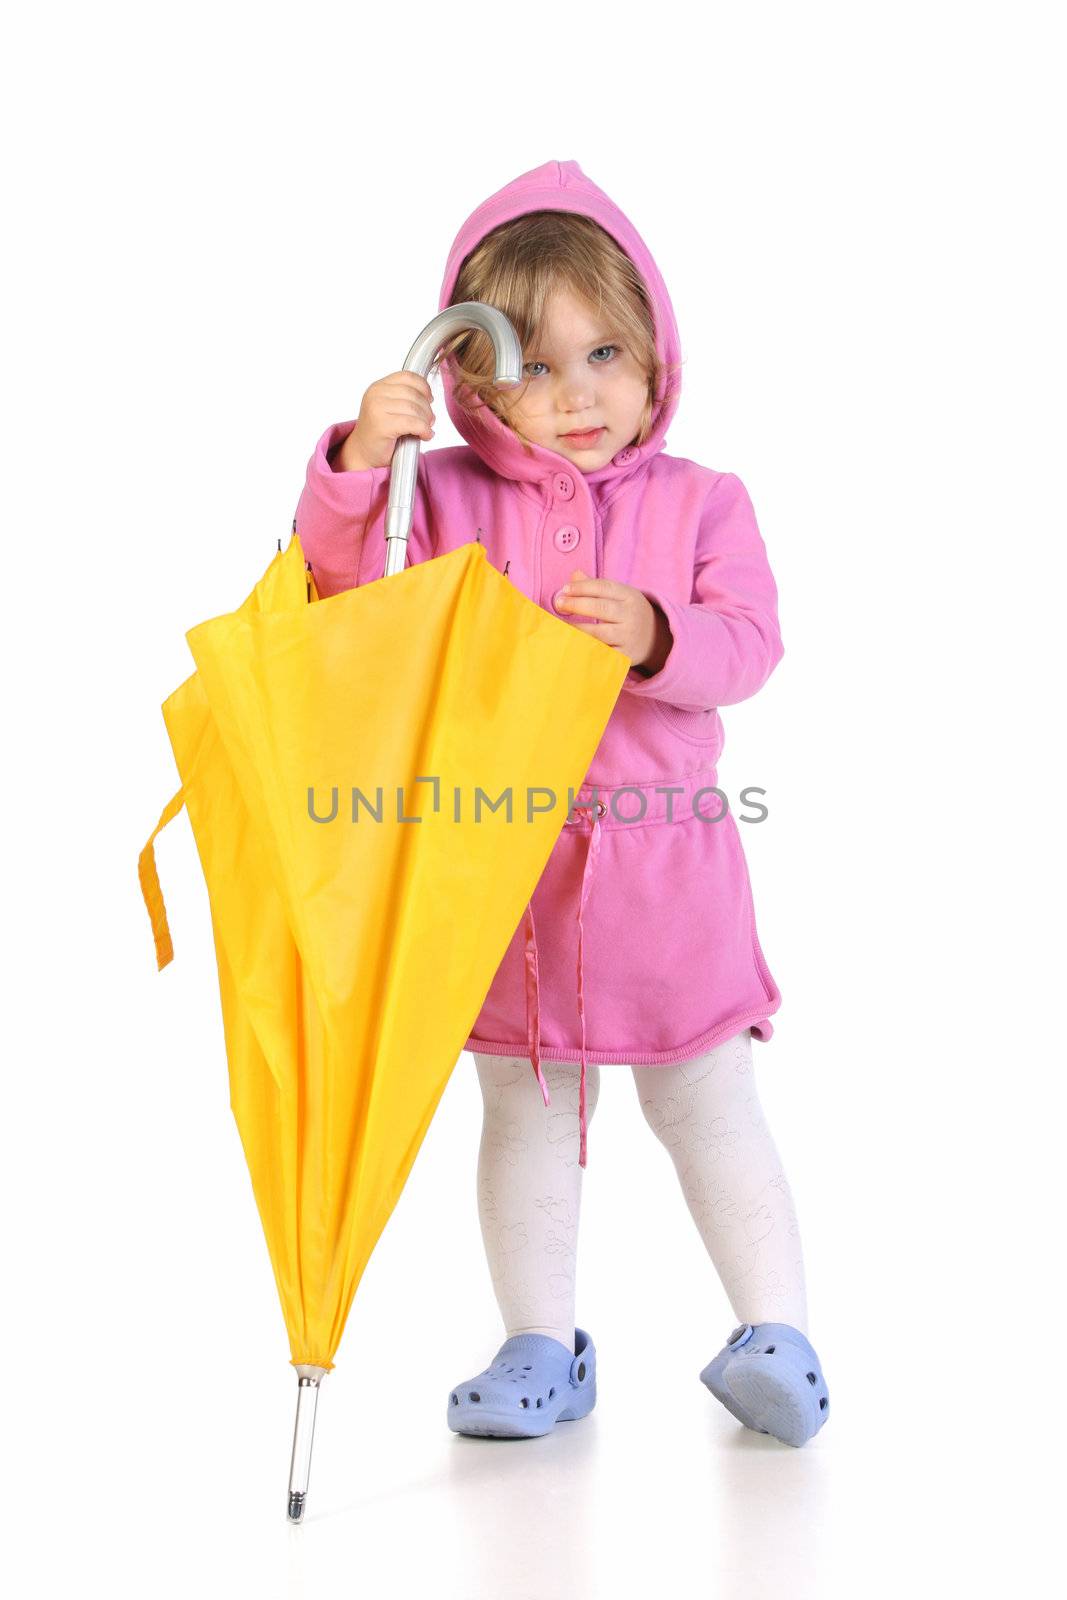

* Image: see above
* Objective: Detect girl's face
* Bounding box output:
[495,287,650,470]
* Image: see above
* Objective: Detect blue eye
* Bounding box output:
[522,345,619,378]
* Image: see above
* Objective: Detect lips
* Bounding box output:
[560,428,605,445]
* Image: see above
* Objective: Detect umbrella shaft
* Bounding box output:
[287,1373,323,1521]
[384,531,409,579]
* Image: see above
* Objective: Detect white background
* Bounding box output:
[4,2,1063,1595]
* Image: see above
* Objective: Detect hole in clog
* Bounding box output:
[536,1398,542,1408]
[807,1372,817,1384]
[765,1346,775,1354]
[549,1388,555,1398]
[577,1362,586,1380]
[522,1365,531,1371]
[469,1392,480,1402]
[819,1397,827,1409]
[520,1398,529,1408]
[451,1394,458,1405]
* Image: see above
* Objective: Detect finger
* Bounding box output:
[384,401,435,435]
[383,400,434,423]
[556,591,622,621]
[386,372,434,400]
[380,389,434,418]
[564,617,629,644]
[376,384,434,419]
[561,615,628,644]
[561,577,623,599]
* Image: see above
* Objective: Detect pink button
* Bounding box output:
[554,524,580,552]
[553,473,575,500]
[613,446,638,466]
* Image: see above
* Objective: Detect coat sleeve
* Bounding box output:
[620,471,784,711]
[293,419,435,597]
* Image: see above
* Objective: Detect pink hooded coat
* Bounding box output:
[295,159,784,1165]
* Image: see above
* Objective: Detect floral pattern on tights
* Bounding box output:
[472,1033,808,1342]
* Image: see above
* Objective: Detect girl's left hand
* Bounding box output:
[554,569,673,676]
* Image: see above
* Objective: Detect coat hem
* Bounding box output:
[463,1002,779,1067]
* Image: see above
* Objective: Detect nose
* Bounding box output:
[560,371,595,411]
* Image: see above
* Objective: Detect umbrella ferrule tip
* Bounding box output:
[287,1491,307,1522]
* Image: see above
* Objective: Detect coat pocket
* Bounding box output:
[649,698,722,746]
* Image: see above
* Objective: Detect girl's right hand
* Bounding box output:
[338,372,436,471]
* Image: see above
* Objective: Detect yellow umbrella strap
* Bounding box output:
[138,786,187,970]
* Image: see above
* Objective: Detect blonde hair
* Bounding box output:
[437,211,679,452]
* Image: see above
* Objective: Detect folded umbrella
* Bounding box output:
[139,304,629,1519]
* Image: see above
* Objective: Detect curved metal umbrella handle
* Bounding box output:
[384,302,524,578]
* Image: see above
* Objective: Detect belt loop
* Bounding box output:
[566,790,605,827]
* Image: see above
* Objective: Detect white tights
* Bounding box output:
[473,1031,808,1349]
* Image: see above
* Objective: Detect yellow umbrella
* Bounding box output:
[139,306,629,1519]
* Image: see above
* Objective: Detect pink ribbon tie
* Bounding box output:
[523,803,603,1167]
[522,899,550,1108]
[575,809,602,1167]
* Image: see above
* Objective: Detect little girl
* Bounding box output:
[295,160,830,1448]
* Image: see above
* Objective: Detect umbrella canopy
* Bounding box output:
[140,531,627,1376]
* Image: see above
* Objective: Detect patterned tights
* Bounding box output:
[472,1029,808,1349]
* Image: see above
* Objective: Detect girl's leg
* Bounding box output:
[472,1053,602,1350]
[631,1031,809,1333]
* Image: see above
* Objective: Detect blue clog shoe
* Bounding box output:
[447,1326,597,1438]
[700,1321,830,1446]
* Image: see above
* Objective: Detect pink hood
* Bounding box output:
[437,159,681,488]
